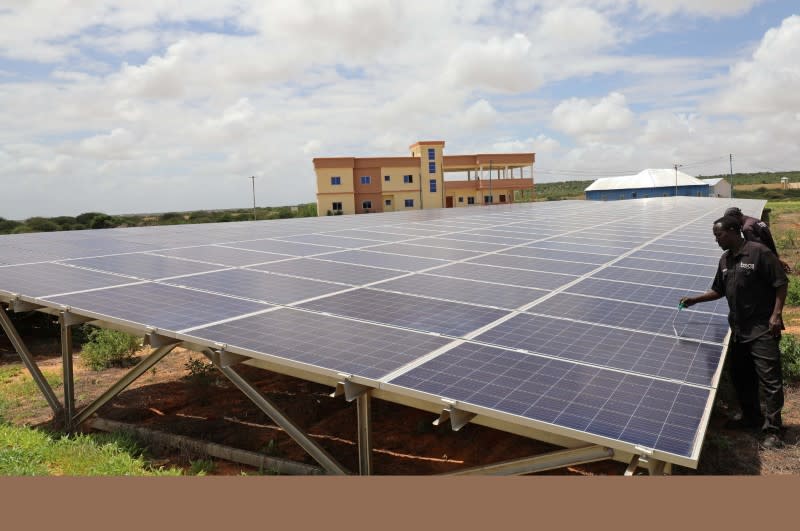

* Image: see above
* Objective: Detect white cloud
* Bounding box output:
[710,15,800,115]
[533,6,618,53]
[634,0,764,17]
[459,100,498,129]
[443,34,540,93]
[552,92,636,137]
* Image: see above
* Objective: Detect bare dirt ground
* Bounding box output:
[2,335,799,476]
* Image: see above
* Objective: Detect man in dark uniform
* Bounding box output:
[724,206,790,272]
[680,215,788,449]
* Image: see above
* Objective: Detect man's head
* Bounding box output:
[713,215,743,251]
[724,206,744,221]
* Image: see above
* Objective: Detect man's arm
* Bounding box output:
[769,283,787,337]
[680,290,723,308]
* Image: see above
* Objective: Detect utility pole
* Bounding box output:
[248,176,257,221]
[729,153,734,199]
[673,163,681,197]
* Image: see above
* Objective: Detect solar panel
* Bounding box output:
[0,197,767,468]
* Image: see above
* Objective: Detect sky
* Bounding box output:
[1,0,799,219]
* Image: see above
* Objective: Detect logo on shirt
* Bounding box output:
[738,262,755,271]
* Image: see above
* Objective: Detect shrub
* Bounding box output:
[80,327,142,370]
[787,276,800,306]
[780,333,800,383]
[183,357,215,385]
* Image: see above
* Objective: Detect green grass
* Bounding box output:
[0,367,63,423]
[0,424,182,476]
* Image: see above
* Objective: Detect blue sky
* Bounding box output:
[0,0,799,219]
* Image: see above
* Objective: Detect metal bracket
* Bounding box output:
[60,310,93,327]
[330,378,371,402]
[433,405,476,431]
[12,299,43,313]
[624,454,641,476]
[145,331,182,349]
[218,351,249,368]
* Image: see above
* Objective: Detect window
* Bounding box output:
[362,200,372,210]
[458,197,464,203]
[427,148,435,160]
[429,179,437,193]
[404,199,414,208]
[384,175,390,182]
[428,162,436,173]
[360,176,371,185]
[467,197,475,205]
[330,176,341,185]
[484,195,493,204]
[332,202,342,211]
[631,192,637,199]
[403,174,413,184]
[499,194,506,203]
[385,199,392,206]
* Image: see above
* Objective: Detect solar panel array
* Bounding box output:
[0,197,765,467]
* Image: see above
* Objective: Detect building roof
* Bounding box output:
[584,168,707,192]
[699,177,725,185]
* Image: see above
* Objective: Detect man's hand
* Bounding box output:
[779,259,792,274]
[679,296,694,308]
[769,312,784,337]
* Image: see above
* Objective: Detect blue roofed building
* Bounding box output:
[585,168,710,201]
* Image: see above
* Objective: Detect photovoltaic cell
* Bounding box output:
[593,267,713,292]
[322,250,448,271]
[629,250,718,267]
[469,254,599,275]
[410,237,511,252]
[44,283,270,331]
[249,257,404,285]
[474,313,721,385]
[188,308,451,379]
[564,277,729,315]
[152,246,293,267]
[368,242,482,261]
[429,262,578,290]
[388,342,708,458]
[61,253,222,280]
[298,288,509,337]
[223,239,339,256]
[528,241,629,255]
[166,268,346,304]
[275,234,383,248]
[528,293,729,343]
[0,262,136,298]
[614,257,717,277]
[501,247,612,265]
[374,273,548,309]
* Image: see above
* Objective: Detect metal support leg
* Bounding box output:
[60,313,75,431]
[72,342,179,426]
[356,392,373,475]
[205,350,348,475]
[444,445,615,476]
[0,306,63,416]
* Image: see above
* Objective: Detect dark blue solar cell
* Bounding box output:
[469,254,598,275]
[298,288,509,337]
[501,247,612,265]
[0,262,136,298]
[428,262,577,290]
[411,237,511,252]
[474,313,722,385]
[614,257,717,277]
[165,268,346,304]
[225,239,338,256]
[44,282,270,331]
[250,257,403,285]
[629,250,718,267]
[368,242,482,261]
[564,277,729,315]
[388,343,708,458]
[62,253,222,280]
[642,243,720,257]
[322,250,447,271]
[593,267,712,291]
[187,308,451,380]
[275,234,383,248]
[528,293,728,343]
[527,241,629,255]
[153,245,293,267]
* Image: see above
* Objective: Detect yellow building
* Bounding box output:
[314,141,535,215]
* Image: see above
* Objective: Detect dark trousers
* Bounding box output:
[729,334,784,433]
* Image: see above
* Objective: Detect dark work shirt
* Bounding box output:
[711,240,787,342]
[742,215,779,256]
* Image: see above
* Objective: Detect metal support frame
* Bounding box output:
[331,377,373,474]
[444,445,615,476]
[204,349,348,475]
[72,342,180,426]
[0,305,63,416]
[434,404,476,431]
[624,453,671,476]
[60,312,75,430]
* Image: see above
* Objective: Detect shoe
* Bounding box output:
[760,433,784,450]
[723,416,762,431]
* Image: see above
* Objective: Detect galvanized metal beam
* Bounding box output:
[72,342,180,426]
[356,392,373,475]
[205,349,348,475]
[444,445,615,476]
[0,305,63,416]
[60,312,75,431]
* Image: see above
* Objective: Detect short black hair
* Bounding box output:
[714,215,742,233]
[724,206,743,217]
